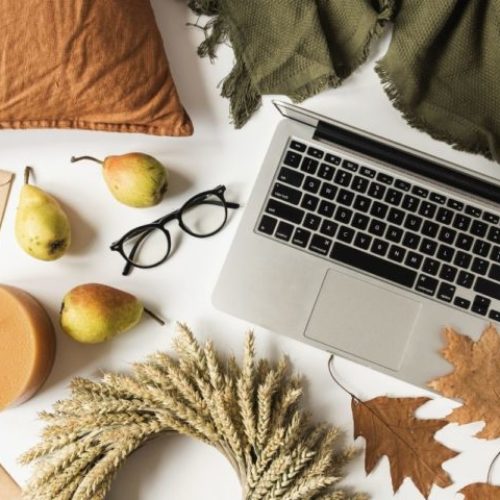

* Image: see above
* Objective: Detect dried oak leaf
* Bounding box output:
[352,396,457,498]
[460,483,500,500]
[428,325,500,439]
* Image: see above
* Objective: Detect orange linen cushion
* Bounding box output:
[0,0,193,136]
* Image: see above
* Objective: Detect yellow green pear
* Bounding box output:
[71,152,168,208]
[15,167,71,261]
[60,283,164,344]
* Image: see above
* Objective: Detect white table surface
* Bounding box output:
[1,1,499,499]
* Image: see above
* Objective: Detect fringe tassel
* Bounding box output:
[375,62,494,160]
[221,61,261,129]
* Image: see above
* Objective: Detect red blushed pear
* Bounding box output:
[60,283,164,344]
[71,153,168,208]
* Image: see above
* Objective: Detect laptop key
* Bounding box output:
[387,226,403,243]
[412,186,429,198]
[454,297,470,310]
[335,207,353,224]
[292,228,311,247]
[437,283,456,303]
[489,263,500,282]
[436,207,453,224]
[470,220,488,237]
[320,182,337,200]
[416,274,438,296]
[423,258,440,276]
[309,234,332,255]
[275,221,294,241]
[437,244,455,263]
[301,194,319,212]
[278,167,304,187]
[318,163,335,181]
[402,194,419,212]
[337,189,354,206]
[488,226,500,243]
[368,182,386,199]
[388,245,406,263]
[457,270,474,288]
[368,220,386,237]
[404,214,423,232]
[447,198,464,211]
[352,175,369,193]
[352,213,369,230]
[330,242,417,288]
[334,170,352,187]
[370,201,389,219]
[492,246,500,263]
[376,172,393,185]
[303,176,321,193]
[258,215,278,235]
[472,240,491,257]
[272,183,302,204]
[372,239,389,256]
[456,233,473,251]
[419,202,437,218]
[266,199,304,224]
[483,212,499,224]
[420,238,437,256]
[471,257,489,275]
[387,208,405,225]
[395,179,411,191]
[403,232,421,250]
[320,220,338,237]
[342,160,358,172]
[360,166,376,178]
[454,251,472,269]
[471,294,490,315]
[405,252,423,269]
[337,226,355,244]
[453,214,471,231]
[289,140,306,152]
[304,213,321,231]
[353,195,371,213]
[318,200,335,218]
[325,153,341,165]
[301,157,319,174]
[354,232,372,250]
[284,151,301,168]
[307,146,324,159]
[421,221,439,238]
[474,278,500,301]
[489,310,500,322]
[430,192,446,204]
[438,227,457,245]
[440,264,458,282]
[465,205,482,217]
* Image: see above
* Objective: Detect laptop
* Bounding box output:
[213,101,500,389]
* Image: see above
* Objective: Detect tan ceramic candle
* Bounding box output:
[0,285,56,409]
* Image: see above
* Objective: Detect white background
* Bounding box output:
[0,1,499,499]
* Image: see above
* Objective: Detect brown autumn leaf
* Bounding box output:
[460,483,500,500]
[428,325,500,439]
[352,396,457,498]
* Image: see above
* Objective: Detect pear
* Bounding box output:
[60,283,164,344]
[71,153,168,208]
[15,167,71,261]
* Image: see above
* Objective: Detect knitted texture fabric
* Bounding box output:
[188,0,499,161]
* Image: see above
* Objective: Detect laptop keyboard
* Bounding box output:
[256,138,500,323]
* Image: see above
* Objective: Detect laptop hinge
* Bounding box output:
[314,120,500,206]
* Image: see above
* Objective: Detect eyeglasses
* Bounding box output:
[110,185,240,275]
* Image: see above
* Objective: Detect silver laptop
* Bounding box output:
[213,101,500,389]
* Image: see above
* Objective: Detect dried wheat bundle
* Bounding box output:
[21,324,365,500]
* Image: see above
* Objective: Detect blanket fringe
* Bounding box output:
[375,62,493,160]
[221,61,261,129]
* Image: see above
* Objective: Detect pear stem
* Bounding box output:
[24,166,32,185]
[144,308,165,326]
[71,155,103,166]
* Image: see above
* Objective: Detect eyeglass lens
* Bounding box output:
[122,226,170,267]
[180,193,227,236]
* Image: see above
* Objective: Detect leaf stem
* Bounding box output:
[71,155,103,166]
[24,166,32,185]
[144,308,165,326]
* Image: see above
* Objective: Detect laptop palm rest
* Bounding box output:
[304,269,422,371]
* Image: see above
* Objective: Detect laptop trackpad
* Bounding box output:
[304,269,422,371]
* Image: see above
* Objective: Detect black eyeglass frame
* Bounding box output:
[110,185,239,275]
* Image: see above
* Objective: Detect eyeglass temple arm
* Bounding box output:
[122,227,156,276]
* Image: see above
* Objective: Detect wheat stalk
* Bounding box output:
[21,324,363,499]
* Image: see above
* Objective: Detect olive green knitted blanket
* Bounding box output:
[188,0,500,162]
